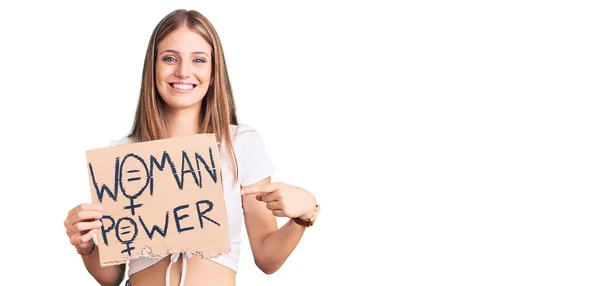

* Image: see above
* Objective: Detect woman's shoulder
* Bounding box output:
[229,123,265,144]
[230,123,258,135]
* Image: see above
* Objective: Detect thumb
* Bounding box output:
[256,193,264,201]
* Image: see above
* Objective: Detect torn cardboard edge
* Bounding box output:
[99,243,232,267]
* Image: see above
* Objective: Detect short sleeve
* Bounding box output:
[109,136,133,147]
[236,129,276,187]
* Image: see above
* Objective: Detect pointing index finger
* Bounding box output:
[241,185,264,196]
[241,183,278,196]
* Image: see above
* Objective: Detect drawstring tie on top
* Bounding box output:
[165,252,193,286]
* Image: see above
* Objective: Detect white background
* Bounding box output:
[1,0,599,285]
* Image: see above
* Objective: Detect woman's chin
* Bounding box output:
[163,98,203,111]
[160,90,206,110]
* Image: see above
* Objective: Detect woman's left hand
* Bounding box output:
[241,182,316,220]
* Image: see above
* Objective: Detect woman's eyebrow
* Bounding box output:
[159,49,209,56]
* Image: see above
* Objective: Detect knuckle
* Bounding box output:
[78,204,89,212]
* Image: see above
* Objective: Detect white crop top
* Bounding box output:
[107,124,275,285]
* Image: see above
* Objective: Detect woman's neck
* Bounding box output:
[164,106,202,138]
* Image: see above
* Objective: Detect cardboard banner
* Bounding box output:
[85,134,230,267]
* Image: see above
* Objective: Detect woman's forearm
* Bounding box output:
[79,243,126,286]
[254,219,307,274]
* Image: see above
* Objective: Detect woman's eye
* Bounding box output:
[194,58,206,63]
[163,56,177,62]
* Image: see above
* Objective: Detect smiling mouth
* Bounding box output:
[169,83,197,91]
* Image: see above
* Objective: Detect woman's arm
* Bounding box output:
[79,243,126,286]
[65,203,126,286]
[241,177,317,274]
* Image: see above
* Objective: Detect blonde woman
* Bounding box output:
[63,9,320,286]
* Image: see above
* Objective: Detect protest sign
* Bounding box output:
[85,134,230,266]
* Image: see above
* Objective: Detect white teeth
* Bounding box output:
[172,83,194,90]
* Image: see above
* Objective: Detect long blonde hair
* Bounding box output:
[129,9,239,182]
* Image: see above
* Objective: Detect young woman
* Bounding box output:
[63,9,320,286]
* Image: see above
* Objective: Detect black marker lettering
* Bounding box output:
[195,200,220,228]
[195,147,218,184]
[120,153,149,215]
[181,151,200,188]
[121,225,132,235]
[139,212,169,239]
[100,215,115,246]
[88,158,120,203]
[115,217,138,256]
[173,204,194,233]
[150,151,182,193]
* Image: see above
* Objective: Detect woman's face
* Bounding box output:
[155,26,213,112]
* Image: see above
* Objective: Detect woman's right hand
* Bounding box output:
[64,203,104,255]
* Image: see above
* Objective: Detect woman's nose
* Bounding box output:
[175,62,190,78]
